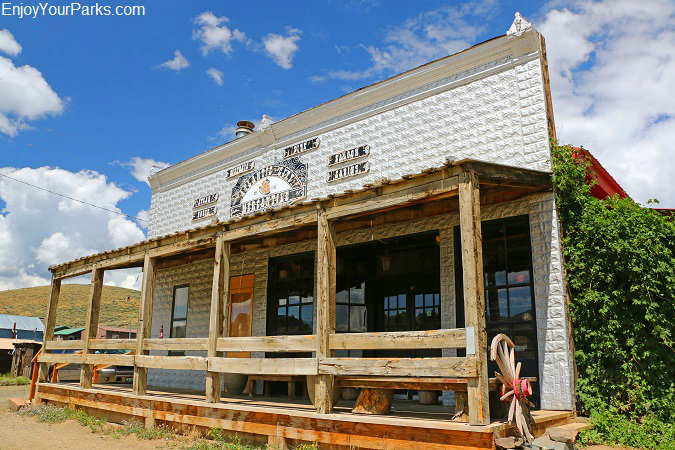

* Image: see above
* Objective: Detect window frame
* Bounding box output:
[266,252,315,336]
[169,284,190,356]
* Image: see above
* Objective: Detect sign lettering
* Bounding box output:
[283,137,320,159]
[226,161,255,178]
[231,157,308,217]
[328,144,370,166]
[192,205,217,221]
[193,193,219,209]
[328,161,370,182]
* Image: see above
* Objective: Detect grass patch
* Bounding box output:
[19,403,106,431]
[109,419,177,440]
[0,373,31,386]
[579,409,675,450]
[181,429,320,450]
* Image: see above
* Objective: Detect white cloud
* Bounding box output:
[217,124,236,141]
[538,0,675,206]
[310,2,493,82]
[159,50,190,71]
[0,47,65,136]
[135,209,149,229]
[0,29,21,56]
[0,166,146,290]
[207,67,224,85]
[120,156,171,185]
[193,12,246,56]
[263,28,302,69]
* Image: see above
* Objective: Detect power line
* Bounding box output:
[0,172,148,222]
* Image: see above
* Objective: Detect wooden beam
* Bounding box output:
[458,171,490,425]
[208,357,318,376]
[315,207,337,413]
[80,267,103,389]
[133,254,156,396]
[329,328,467,351]
[135,355,208,371]
[319,357,478,378]
[38,353,85,364]
[37,277,61,384]
[89,339,136,351]
[216,335,317,353]
[206,235,228,403]
[224,211,317,241]
[44,340,84,351]
[143,338,208,351]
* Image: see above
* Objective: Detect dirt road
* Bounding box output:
[0,385,171,450]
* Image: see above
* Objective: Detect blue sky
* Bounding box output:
[0,0,673,290]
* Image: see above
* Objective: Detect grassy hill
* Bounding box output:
[0,284,140,329]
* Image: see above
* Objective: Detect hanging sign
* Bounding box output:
[226,161,255,178]
[283,137,320,159]
[193,193,219,209]
[328,144,370,166]
[193,205,217,221]
[230,157,307,217]
[328,161,370,182]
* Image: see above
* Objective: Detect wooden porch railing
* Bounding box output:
[35,169,495,425]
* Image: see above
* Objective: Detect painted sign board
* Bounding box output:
[328,161,370,182]
[328,145,370,166]
[193,193,219,209]
[231,157,308,217]
[226,161,255,178]
[283,138,320,159]
[193,205,217,221]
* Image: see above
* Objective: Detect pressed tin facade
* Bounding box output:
[141,16,575,410]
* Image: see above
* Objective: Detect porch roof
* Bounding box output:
[48,159,551,280]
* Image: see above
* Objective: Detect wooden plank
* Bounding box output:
[315,207,337,413]
[89,339,136,351]
[143,338,208,351]
[133,254,156,396]
[224,211,317,241]
[338,377,501,392]
[80,267,103,389]
[135,355,208,371]
[83,354,135,366]
[208,357,318,376]
[38,277,62,384]
[326,175,460,220]
[319,357,478,378]
[458,171,490,425]
[215,335,317,353]
[329,328,467,351]
[206,236,226,403]
[38,353,86,364]
[44,339,84,351]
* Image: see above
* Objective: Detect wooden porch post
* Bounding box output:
[133,253,156,396]
[37,276,62,384]
[458,171,490,425]
[206,235,230,403]
[315,206,336,413]
[80,266,104,389]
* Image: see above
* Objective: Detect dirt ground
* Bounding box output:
[0,385,183,450]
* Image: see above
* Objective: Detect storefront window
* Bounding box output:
[228,274,254,358]
[169,285,189,356]
[267,254,314,335]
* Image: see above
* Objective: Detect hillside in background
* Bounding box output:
[0,284,140,329]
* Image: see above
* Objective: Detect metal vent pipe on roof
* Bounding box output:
[235,120,255,137]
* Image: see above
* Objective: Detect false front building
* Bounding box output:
[36,14,577,448]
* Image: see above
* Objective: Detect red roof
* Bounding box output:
[572,148,629,200]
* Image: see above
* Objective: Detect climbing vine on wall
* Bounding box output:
[551,142,675,422]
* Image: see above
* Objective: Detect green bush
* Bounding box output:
[551,142,675,446]
[0,373,31,386]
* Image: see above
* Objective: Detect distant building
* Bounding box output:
[0,314,44,341]
[95,325,136,339]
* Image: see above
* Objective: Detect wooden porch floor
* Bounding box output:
[37,382,574,449]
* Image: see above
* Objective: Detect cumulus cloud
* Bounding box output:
[0,31,65,136]
[0,29,21,56]
[310,2,493,82]
[207,67,224,85]
[159,50,190,71]
[0,166,145,290]
[193,12,246,55]
[538,0,675,206]
[119,156,171,185]
[135,209,150,229]
[263,27,301,69]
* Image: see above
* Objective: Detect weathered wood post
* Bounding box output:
[133,253,156,396]
[80,266,104,389]
[37,276,62,387]
[315,205,337,413]
[458,171,490,425]
[206,234,230,403]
